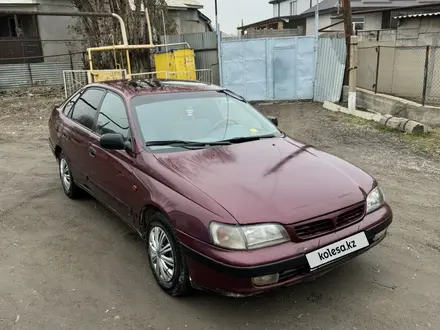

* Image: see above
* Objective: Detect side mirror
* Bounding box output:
[100,133,126,150]
[267,116,278,127]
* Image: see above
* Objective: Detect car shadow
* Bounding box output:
[167,257,381,329]
[80,195,379,325]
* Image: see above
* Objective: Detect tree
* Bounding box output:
[69,0,176,72]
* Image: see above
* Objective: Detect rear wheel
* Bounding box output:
[58,156,82,199]
[146,213,192,297]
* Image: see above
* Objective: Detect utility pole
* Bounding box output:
[348,35,358,112]
[342,0,353,85]
[215,0,219,33]
[214,0,223,86]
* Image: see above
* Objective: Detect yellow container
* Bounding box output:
[154,48,196,81]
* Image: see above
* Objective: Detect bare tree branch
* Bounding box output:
[69,0,176,72]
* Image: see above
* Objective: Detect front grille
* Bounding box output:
[294,219,334,237]
[292,203,365,240]
[337,204,365,226]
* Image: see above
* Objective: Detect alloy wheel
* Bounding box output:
[59,158,71,192]
[148,226,175,283]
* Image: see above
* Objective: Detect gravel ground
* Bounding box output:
[0,94,439,330]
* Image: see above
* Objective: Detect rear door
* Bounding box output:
[88,90,138,225]
[61,88,105,186]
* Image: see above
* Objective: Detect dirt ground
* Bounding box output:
[0,93,439,330]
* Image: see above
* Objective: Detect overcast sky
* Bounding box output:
[200,0,271,34]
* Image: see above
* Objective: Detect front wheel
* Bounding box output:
[146,213,192,297]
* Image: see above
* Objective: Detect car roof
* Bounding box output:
[89,79,223,98]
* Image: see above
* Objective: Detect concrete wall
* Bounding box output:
[357,29,397,42]
[329,13,383,31]
[357,17,440,105]
[342,86,440,127]
[0,0,81,62]
[169,9,211,34]
[397,17,440,47]
[363,12,383,30]
[306,12,382,35]
[35,3,211,61]
[358,17,440,46]
[306,13,331,35]
[357,42,440,104]
[37,0,82,62]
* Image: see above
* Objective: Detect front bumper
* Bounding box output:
[180,205,392,296]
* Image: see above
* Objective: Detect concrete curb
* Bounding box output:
[322,101,432,134]
[341,86,440,128]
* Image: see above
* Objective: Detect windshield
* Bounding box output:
[131,91,281,150]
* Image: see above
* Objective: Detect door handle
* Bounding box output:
[88,147,96,157]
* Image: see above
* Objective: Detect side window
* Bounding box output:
[96,92,129,139]
[63,91,81,117]
[71,88,105,130]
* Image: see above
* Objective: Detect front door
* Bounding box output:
[88,91,138,226]
[61,87,106,187]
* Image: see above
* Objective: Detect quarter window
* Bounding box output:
[70,88,105,130]
[96,92,129,139]
[63,91,81,117]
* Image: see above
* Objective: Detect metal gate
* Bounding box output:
[220,36,315,101]
[63,70,89,98]
[63,69,213,98]
[63,69,127,98]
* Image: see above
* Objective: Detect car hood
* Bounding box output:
[154,137,372,225]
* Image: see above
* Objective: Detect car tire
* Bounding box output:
[146,212,192,297]
[58,155,82,199]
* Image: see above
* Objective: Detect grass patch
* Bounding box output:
[344,115,372,126]
[341,114,440,157]
[401,129,440,156]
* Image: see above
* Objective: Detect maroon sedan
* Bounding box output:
[48,79,392,297]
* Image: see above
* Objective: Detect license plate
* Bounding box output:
[306,232,369,269]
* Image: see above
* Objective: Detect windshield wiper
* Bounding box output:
[216,89,246,102]
[146,140,231,148]
[221,134,277,144]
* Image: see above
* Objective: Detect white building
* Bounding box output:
[0,0,212,64]
[239,0,440,37]
[271,0,321,17]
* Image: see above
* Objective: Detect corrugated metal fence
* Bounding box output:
[160,32,219,85]
[0,33,346,104]
[314,37,347,102]
[0,61,84,90]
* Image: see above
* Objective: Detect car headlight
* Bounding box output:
[366,186,385,214]
[209,222,290,250]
